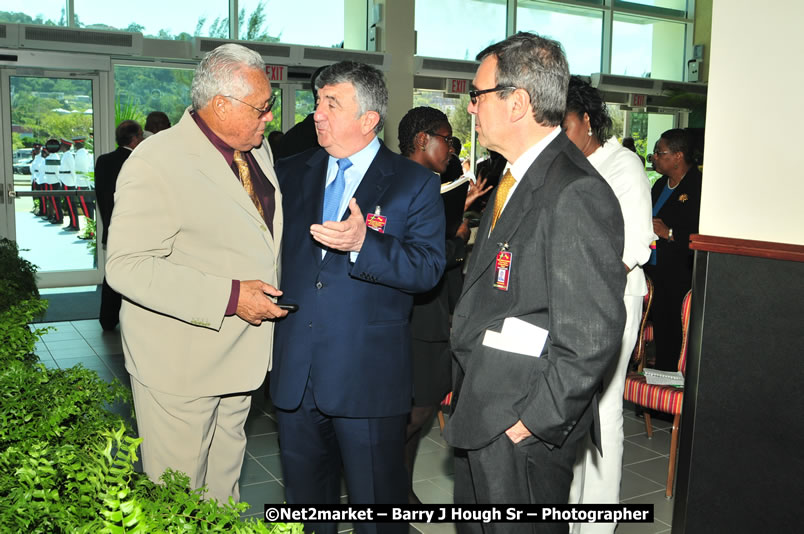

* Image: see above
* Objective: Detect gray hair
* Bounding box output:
[191,43,265,110]
[476,32,569,127]
[315,61,387,135]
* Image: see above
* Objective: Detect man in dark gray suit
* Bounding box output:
[444,33,626,533]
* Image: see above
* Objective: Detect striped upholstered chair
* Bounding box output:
[623,289,693,498]
[631,276,654,367]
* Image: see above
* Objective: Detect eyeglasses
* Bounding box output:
[223,94,277,118]
[647,150,672,163]
[428,132,458,147]
[468,86,517,105]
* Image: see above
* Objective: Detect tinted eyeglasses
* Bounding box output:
[223,94,277,118]
[468,86,517,105]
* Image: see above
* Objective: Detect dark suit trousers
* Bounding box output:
[99,276,122,331]
[275,376,408,534]
[454,434,578,534]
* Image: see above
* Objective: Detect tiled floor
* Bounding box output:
[36,319,677,533]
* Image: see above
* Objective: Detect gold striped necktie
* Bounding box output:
[233,150,265,220]
[491,169,516,230]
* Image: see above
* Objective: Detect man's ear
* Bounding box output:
[509,88,532,123]
[361,111,380,135]
[211,95,228,120]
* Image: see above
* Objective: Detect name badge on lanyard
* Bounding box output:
[493,243,512,291]
[366,205,387,233]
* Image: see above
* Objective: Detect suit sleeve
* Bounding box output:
[105,155,231,331]
[520,177,626,446]
[444,235,468,270]
[350,171,446,293]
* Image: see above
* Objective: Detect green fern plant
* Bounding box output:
[0,244,302,532]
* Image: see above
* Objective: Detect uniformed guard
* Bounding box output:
[73,136,95,221]
[58,137,80,231]
[43,139,63,224]
[30,143,46,216]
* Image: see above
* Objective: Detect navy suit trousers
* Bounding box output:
[275,375,409,534]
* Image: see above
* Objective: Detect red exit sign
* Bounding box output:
[447,78,470,94]
[630,93,647,107]
[265,65,287,83]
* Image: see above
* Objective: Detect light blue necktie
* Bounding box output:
[322,158,352,223]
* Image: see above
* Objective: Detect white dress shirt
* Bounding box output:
[490,126,561,237]
[499,126,561,213]
[322,136,381,259]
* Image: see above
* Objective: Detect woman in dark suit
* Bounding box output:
[398,107,477,504]
[644,128,702,370]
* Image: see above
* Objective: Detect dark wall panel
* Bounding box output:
[674,251,803,533]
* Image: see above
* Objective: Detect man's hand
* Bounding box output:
[236,280,288,325]
[310,198,367,252]
[505,420,533,444]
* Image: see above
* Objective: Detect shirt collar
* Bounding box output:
[327,136,381,179]
[504,126,561,183]
[190,109,236,166]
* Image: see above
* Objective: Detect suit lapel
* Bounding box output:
[195,147,267,226]
[251,140,282,251]
[350,145,394,220]
[179,111,274,250]
[303,149,330,266]
[320,144,393,269]
[460,134,565,296]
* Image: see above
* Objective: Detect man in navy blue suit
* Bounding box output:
[271,61,446,534]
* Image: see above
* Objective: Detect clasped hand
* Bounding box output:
[310,198,366,252]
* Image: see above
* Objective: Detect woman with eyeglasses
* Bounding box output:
[645,128,702,373]
[397,106,485,504]
[562,76,654,530]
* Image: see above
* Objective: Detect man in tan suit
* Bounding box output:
[106,43,287,503]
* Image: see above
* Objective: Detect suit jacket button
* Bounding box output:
[308,322,313,327]
[315,281,323,289]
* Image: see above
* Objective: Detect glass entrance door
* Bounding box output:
[1,69,102,288]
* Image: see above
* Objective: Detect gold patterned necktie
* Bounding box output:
[491,169,516,230]
[232,150,265,221]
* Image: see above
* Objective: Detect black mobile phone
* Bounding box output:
[277,303,299,312]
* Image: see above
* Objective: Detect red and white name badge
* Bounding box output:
[366,206,387,233]
[493,251,512,291]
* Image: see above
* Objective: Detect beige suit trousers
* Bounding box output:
[130,376,251,503]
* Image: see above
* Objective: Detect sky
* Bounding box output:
[1,0,684,80]
[2,0,345,47]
